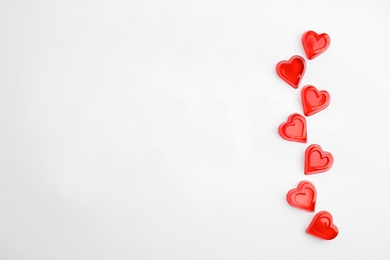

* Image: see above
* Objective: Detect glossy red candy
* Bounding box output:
[278,113,307,143]
[276,55,306,89]
[302,31,331,60]
[306,211,338,240]
[301,85,330,116]
[305,144,333,175]
[286,181,316,212]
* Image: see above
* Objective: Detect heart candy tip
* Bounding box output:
[303,205,315,212]
[298,138,308,143]
[306,230,339,240]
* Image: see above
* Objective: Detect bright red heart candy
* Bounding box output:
[305,144,333,175]
[278,113,307,143]
[276,55,306,89]
[286,181,316,212]
[301,85,331,116]
[306,211,338,240]
[302,31,331,60]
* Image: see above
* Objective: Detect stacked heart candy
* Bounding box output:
[276,31,338,240]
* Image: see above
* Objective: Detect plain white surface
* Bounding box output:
[1,0,390,259]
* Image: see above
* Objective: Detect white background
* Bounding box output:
[1,0,390,259]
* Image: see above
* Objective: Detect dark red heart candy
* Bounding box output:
[306,211,338,240]
[276,55,306,89]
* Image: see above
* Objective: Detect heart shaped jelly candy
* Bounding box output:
[306,211,338,240]
[302,31,331,60]
[286,181,316,212]
[301,85,330,116]
[305,144,333,175]
[278,113,307,143]
[276,55,306,89]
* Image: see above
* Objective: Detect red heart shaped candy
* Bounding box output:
[306,211,338,240]
[286,181,316,212]
[278,113,307,143]
[302,31,331,60]
[301,85,331,116]
[305,144,334,175]
[276,55,306,89]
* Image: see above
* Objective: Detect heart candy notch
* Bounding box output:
[305,144,334,175]
[286,181,316,212]
[301,85,331,116]
[306,211,338,240]
[276,55,306,89]
[302,31,331,60]
[278,113,307,143]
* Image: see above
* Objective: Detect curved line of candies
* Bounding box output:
[276,31,338,240]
